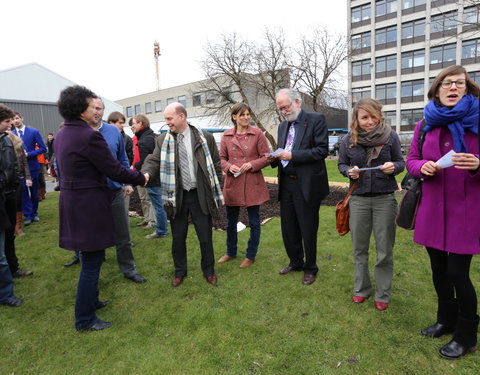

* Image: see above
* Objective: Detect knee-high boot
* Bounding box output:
[439,315,479,359]
[15,211,25,236]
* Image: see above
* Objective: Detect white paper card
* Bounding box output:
[270,148,285,157]
[351,166,382,172]
[233,172,241,178]
[436,149,455,169]
[237,221,246,232]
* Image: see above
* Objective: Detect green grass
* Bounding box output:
[2,193,479,374]
[262,159,408,183]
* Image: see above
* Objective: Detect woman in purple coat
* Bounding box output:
[406,65,480,359]
[217,103,270,268]
[55,86,146,331]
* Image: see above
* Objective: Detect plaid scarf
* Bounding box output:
[160,127,224,211]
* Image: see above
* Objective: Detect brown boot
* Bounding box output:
[38,186,46,201]
[15,212,25,236]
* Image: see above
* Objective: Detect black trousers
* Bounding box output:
[279,176,319,275]
[4,191,19,274]
[427,247,477,320]
[171,190,215,277]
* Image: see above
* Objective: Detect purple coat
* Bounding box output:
[55,120,145,252]
[220,126,270,207]
[406,121,480,254]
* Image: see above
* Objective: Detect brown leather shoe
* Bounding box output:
[171,276,185,287]
[13,269,33,278]
[279,266,302,275]
[136,221,148,227]
[205,275,218,285]
[239,258,254,268]
[302,274,316,285]
[217,255,236,263]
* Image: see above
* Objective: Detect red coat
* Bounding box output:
[220,126,270,207]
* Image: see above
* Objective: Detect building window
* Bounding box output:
[178,95,187,107]
[471,71,480,86]
[154,100,162,112]
[376,54,396,78]
[402,0,426,11]
[206,91,216,105]
[376,83,396,104]
[401,49,425,73]
[376,26,397,49]
[166,97,175,105]
[430,43,456,68]
[431,11,457,39]
[352,59,371,81]
[145,102,152,114]
[352,87,371,104]
[461,39,480,65]
[376,0,397,19]
[126,106,132,117]
[402,19,425,44]
[134,104,141,115]
[352,3,371,25]
[192,93,202,107]
[384,111,396,128]
[352,32,371,52]
[401,108,423,131]
[464,7,480,31]
[401,79,424,103]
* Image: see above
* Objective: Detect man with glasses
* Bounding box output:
[267,88,329,285]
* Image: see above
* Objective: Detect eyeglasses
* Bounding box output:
[441,79,467,89]
[277,102,292,112]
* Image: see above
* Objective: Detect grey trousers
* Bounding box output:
[112,189,137,277]
[137,186,156,225]
[349,193,397,302]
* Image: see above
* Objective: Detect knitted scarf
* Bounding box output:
[159,128,224,213]
[424,93,479,153]
[355,123,392,166]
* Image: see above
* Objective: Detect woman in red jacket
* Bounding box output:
[217,103,270,268]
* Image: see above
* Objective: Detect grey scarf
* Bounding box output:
[356,124,392,166]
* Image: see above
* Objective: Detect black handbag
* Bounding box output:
[395,120,426,230]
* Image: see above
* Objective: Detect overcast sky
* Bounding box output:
[2,0,347,101]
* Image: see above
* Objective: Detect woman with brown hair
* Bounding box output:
[338,98,404,311]
[406,65,480,359]
[217,103,270,268]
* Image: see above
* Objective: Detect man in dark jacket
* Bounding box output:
[0,104,23,307]
[142,103,224,287]
[131,114,168,239]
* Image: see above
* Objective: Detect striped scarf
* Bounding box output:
[160,128,224,210]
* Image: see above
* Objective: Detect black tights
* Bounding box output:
[427,247,477,320]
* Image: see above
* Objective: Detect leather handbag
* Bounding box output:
[335,180,359,236]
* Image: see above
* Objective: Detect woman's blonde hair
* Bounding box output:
[349,98,385,146]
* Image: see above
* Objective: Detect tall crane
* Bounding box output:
[154,41,161,91]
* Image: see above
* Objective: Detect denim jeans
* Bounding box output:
[0,230,15,303]
[226,205,260,260]
[75,250,105,330]
[146,187,169,236]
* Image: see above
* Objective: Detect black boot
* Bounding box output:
[421,299,458,338]
[439,315,479,359]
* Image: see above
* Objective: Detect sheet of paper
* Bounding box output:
[351,166,382,172]
[233,172,241,178]
[269,148,285,157]
[436,149,455,169]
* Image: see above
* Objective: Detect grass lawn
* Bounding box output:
[2,192,479,374]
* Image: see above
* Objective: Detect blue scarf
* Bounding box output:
[423,94,479,153]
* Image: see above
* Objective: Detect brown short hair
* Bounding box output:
[133,114,150,128]
[107,111,126,123]
[230,103,251,126]
[0,104,15,122]
[428,65,480,105]
[349,98,385,146]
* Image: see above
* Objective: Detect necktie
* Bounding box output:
[18,130,23,139]
[281,122,295,167]
[178,134,192,191]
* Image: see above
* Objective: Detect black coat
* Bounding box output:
[134,127,159,187]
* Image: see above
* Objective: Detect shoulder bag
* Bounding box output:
[335,180,359,236]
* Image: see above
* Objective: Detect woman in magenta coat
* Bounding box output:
[406,65,480,359]
[55,86,146,331]
[217,103,270,268]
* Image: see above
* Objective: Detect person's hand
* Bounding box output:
[143,173,149,186]
[348,166,360,180]
[124,185,134,196]
[229,164,241,174]
[452,153,480,171]
[239,162,252,173]
[278,151,292,162]
[265,153,276,163]
[26,179,33,187]
[380,161,394,174]
[420,161,440,176]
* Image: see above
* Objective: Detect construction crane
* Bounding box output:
[154,41,160,91]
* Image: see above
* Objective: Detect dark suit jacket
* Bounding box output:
[12,126,47,173]
[55,120,145,252]
[275,110,329,206]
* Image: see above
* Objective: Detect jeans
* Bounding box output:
[226,205,260,260]
[146,187,169,236]
[0,230,15,303]
[75,250,105,330]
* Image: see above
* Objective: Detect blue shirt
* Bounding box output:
[98,122,130,190]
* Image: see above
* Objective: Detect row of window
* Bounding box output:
[352,0,460,24]
[352,38,480,81]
